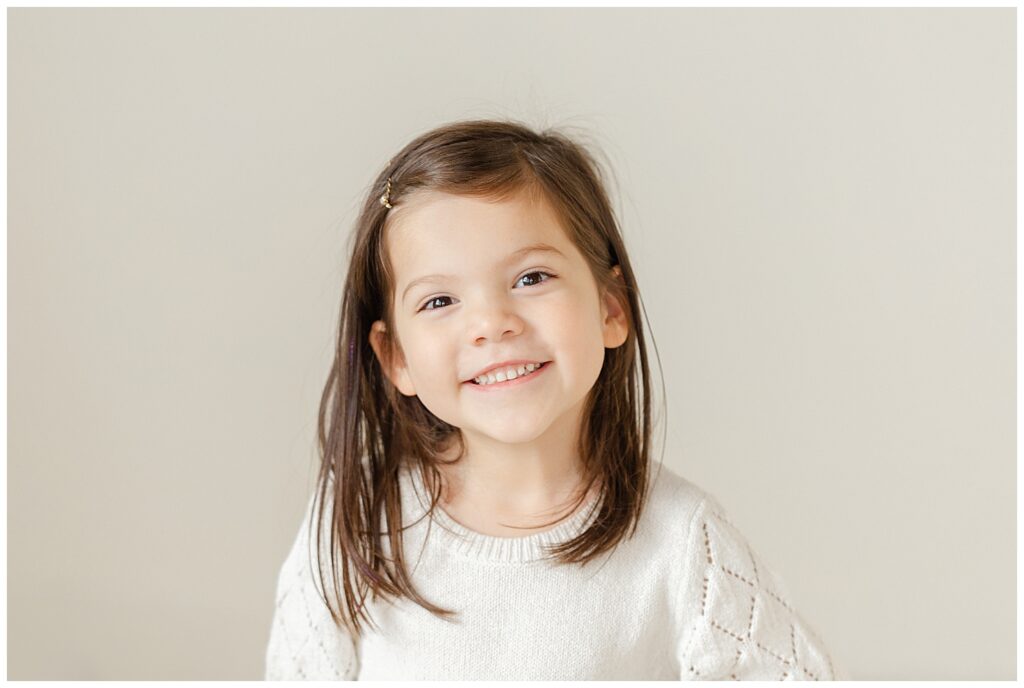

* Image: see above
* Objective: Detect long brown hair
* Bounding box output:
[309,118,665,638]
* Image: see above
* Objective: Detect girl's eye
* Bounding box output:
[417,271,556,313]
[516,270,553,288]
[420,295,454,312]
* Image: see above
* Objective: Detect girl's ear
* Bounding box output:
[601,265,629,349]
[368,320,418,396]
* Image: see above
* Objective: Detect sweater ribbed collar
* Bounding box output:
[402,465,601,564]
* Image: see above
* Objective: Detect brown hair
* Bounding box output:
[309,118,665,638]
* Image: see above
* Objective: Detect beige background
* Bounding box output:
[8,7,1014,680]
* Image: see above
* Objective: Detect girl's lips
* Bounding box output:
[463,361,551,391]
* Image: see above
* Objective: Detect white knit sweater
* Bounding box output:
[264,463,848,680]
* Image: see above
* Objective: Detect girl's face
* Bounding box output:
[369,188,628,446]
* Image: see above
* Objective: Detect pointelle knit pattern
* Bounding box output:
[264,462,849,680]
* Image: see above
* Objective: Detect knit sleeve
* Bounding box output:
[264,492,360,680]
[674,493,850,681]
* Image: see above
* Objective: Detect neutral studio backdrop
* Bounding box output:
[7,7,1014,680]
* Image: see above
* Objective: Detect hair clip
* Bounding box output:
[379,177,393,209]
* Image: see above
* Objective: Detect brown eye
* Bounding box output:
[420,296,454,312]
[515,271,554,288]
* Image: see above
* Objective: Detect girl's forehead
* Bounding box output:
[395,187,546,220]
[387,188,572,254]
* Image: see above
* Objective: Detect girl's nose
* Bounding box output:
[466,298,525,344]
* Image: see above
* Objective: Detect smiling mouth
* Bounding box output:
[466,361,551,387]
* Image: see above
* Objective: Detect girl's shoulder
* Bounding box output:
[643,463,771,577]
[644,461,715,528]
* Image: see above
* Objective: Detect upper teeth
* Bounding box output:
[474,362,542,385]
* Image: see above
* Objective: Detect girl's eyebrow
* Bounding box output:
[401,243,566,303]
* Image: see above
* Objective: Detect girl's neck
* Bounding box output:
[433,439,595,535]
[436,469,597,537]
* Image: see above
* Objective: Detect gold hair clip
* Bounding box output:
[379,177,393,209]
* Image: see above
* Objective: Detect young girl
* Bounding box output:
[264,119,847,681]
